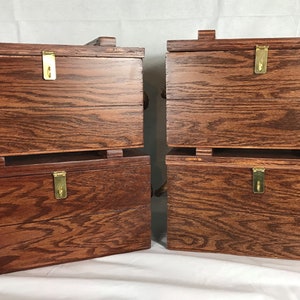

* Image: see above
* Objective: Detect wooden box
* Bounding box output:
[166,30,300,149]
[167,149,300,259]
[0,37,151,273]
[0,150,151,274]
[166,30,300,259]
[0,37,144,156]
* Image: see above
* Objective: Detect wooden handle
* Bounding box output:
[86,37,116,47]
[198,30,216,40]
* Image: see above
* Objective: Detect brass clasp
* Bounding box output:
[42,51,56,80]
[255,45,269,74]
[252,167,265,194]
[53,171,67,199]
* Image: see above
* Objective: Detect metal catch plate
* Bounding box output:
[255,45,269,74]
[253,167,265,194]
[42,51,56,80]
[53,171,67,199]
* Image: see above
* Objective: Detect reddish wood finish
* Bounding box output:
[0,106,143,156]
[0,38,150,274]
[167,150,300,259]
[167,99,300,149]
[168,30,300,52]
[0,41,144,156]
[2,206,150,273]
[0,152,151,274]
[0,42,144,57]
[166,30,300,259]
[166,30,300,149]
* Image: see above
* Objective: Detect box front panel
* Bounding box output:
[0,106,143,155]
[0,56,142,107]
[0,56,144,155]
[167,156,300,259]
[1,205,150,274]
[166,50,300,149]
[168,206,300,259]
[0,156,150,226]
[0,155,151,273]
[167,99,300,149]
[167,50,300,101]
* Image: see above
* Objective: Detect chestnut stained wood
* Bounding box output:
[166,152,300,259]
[166,31,300,150]
[166,30,300,259]
[0,42,144,58]
[166,50,300,101]
[0,154,150,226]
[168,207,300,259]
[0,153,151,274]
[0,41,144,156]
[167,98,300,149]
[167,30,300,52]
[0,106,143,156]
[1,205,150,274]
[0,56,142,108]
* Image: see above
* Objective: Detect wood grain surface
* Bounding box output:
[0,155,150,226]
[0,154,151,273]
[168,207,300,259]
[167,50,300,100]
[167,98,300,149]
[0,106,143,155]
[0,42,144,58]
[166,49,300,149]
[167,153,300,259]
[167,30,300,52]
[1,205,150,274]
[166,30,300,259]
[0,56,143,107]
[0,53,143,155]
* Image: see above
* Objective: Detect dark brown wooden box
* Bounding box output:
[0,37,150,274]
[166,30,300,149]
[0,37,144,156]
[167,149,300,259]
[166,30,300,259]
[0,150,151,274]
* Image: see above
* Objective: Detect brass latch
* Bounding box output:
[252,167,265,194]
[42,51,56,80]
[53,171,67,199]
[254,45,269,74]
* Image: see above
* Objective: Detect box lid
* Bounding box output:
[167,30,300,52]
[0,36,144,58]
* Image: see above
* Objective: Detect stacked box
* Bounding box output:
[166,30,300,259]
[0,37,151,273]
